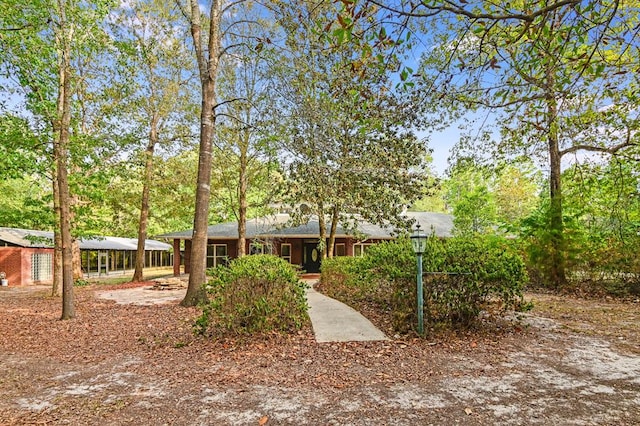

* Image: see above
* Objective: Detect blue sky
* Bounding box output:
[421,127,457,176]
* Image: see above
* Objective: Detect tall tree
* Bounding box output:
[178,0,223,306]
[275,1,428,257]
[335,0,639,286]
[1,0,117,314]
[111,0,197,282]
[53,5,74,316]
[214,3,280,257]
[438,1,638,285]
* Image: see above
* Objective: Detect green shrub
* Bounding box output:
[357,239,418,333]
[320,236,529,334]
[318,256,368,301]
[195,255,309,336]
[422,236,530,327]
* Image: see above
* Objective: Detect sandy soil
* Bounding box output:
[0,285,638,425]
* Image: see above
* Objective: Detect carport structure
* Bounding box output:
[0,227,172,286]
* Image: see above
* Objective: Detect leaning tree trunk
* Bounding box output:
[326,205,339,259]
[546,86,567,288]
[182,0,222,307]
[317,201,327,258]
[132,116,158,282]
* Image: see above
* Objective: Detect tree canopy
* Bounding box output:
[0,0,639,305]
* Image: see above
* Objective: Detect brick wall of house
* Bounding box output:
[0,247,54,286]
[0,248,25,286]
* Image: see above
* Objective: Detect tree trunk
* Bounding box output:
[52,172,62,297]
[132,116,158,282]
[546,85,567,288]
[326,205,339,259]
[317,201,327,258]
[183,87,215,305]
[72,239,82,279]
[182,0,222,307]
[53,4,75,319]
[237,143,248,257]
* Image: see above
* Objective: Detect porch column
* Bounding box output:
[346,238,354,256]
[173,238,181,276]
[184,240,191,274]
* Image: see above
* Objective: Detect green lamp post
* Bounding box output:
[410,223,428,335]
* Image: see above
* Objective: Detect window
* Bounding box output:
[334,243,346,257]
[206,244,228,268]
[353,243,373,257]
[31,252,52,282]
[250,241,273,255]
[280,243,292,263]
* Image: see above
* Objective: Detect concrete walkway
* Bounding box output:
[305,282,388,343]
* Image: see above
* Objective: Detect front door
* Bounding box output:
[303,243,321,273]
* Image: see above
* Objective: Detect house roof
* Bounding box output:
[156,211,454,241]
[0,227,172,251]
[406,211,455,238]
[78,236,171,251]
[156,214,292,240]
[0,228,53,248]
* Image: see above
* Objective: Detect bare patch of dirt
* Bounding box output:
[527,293,640,355]
[0,286,638,425]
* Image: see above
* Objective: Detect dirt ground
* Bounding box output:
[0,284,638,425]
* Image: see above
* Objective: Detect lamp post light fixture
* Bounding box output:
[410,224,428,335]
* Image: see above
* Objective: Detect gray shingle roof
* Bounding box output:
[156,212,454,240]
[405,212,455,238]
[0,227,171,251]
[156,214,292,240]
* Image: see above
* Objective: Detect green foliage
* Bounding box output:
[195,255,309,336]
[446,169,496,235]
[74,279,90,287]
[0,114,43,179]
[274,1,429,237]
[521,160,640,296]
[422,237,529,327]
[318,256,367,301]
[445,160,541,235]
[358,239,420,333]
[320,237,529,334]
[0,177,54,229]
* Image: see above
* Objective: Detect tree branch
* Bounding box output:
[213,97,246,110]
[365,0,581,22]
[560,134,637,157]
